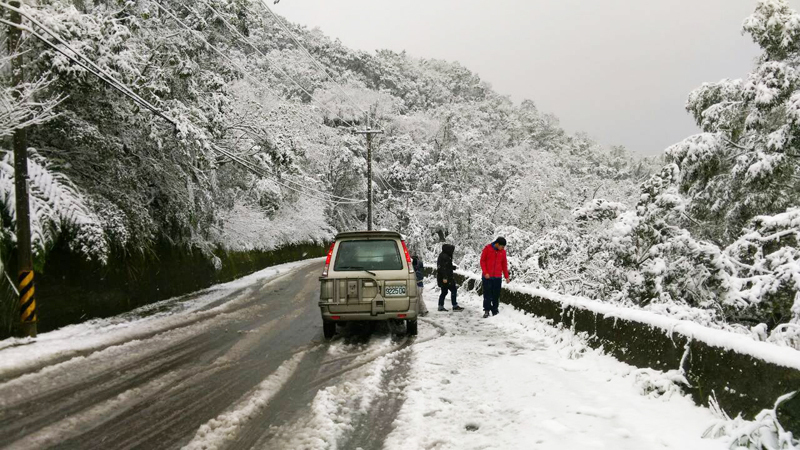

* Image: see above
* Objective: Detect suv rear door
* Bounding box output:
[323,238,415,314]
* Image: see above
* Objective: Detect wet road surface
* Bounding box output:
[0,260,423,450]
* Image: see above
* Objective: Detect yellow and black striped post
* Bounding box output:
[8,1,37,338]
[19,270,36,332]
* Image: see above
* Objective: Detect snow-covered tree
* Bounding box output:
[576,0,800,340]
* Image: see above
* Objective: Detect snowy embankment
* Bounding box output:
[0,258,321,380]
[428,266,800,433]
[449,268,800,369]
[503,280,800,371]
[385,286,730,450]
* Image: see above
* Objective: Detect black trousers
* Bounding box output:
[438,284,458,307]
[483,277,502,314]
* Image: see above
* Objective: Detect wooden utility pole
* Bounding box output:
[355,112,383,231]
[8,0,36,337]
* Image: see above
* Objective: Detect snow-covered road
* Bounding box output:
[0,259,729,449]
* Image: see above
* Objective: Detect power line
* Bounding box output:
[200,0,397,213]
[0,5,365,206]
[173,1,371,203]
[213,143,365,205]
[258,0,367,118]
[0,3,177,126]
[155,2,281,99]
[173,0,359,131]
[194,79,366,203]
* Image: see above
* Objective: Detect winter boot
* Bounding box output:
[438,306,449,312]
[483,311,490,318]
[452,305,464,311]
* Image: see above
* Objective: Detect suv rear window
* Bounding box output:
[333,240,403,271]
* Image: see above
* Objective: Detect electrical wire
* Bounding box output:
[258,0,367,117]
[193,78,366,202]
[0,13,176,126]
[213,144,365,204]
[155,2,282,99]
[0,6,365,206]
[177,0,373,202]
[176,0,359,131]
[0,2,176,126]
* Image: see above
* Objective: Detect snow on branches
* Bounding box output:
[566,0,800,340]
[0,149,108,267]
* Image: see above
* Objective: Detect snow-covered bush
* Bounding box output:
[561,0,800,342]
[0,149,108,267]
[703,392,799,449]
[631,368,690,400]
[573,199,627,222]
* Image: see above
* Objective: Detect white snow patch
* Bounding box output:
[182,351,306,450]
[452,268,800,371]
[382,283,729,450]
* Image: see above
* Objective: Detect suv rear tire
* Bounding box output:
[323,321,336,340]
[406,319,418,336]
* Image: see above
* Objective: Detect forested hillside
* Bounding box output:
[0,3,648,279]
[4,0,800,348]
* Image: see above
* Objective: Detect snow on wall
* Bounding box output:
[429,267,800,424]
[451,268,800,371]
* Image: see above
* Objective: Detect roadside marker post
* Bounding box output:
[7,0,37,337]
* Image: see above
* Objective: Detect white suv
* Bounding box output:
[318,231,419,339]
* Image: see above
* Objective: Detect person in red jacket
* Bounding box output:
[480,236,509,318]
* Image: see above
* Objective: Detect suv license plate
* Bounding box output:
[385,286,406,297]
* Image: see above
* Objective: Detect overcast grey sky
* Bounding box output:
[273,0,800,156]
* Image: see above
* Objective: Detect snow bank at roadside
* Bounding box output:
[0,258,321,377]
[451,268,800,371]
[382,284,731,450]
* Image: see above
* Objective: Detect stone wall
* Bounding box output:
[427,268,800,434]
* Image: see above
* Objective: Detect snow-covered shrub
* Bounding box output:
[212,197,333,252]
[564,0,800,340]
[0,77,62,140]
[724,209,800,327]
[0,149,108,267]
[631,368,690,400]
[703,392,799,449]
[673,0,800,245]
[573,199,627,222]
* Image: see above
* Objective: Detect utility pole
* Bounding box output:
[355,112,383,231]
[8,0,36,337]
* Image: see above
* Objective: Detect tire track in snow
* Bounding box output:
[181,351,307,450]
[2,315,292,449]
[256,348,403,450]
[0,262,324,449]
[337,348,414,450]
[249,317,446,450]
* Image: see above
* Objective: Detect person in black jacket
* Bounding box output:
[411,255,429,316]
[436,244,463,311]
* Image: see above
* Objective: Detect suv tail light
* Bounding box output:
[401,240,414,274]
[321,242,335,277]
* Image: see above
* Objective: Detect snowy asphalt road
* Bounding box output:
[0,259,728,450]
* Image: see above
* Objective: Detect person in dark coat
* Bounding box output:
[436,244,463,311]
[411,255,429,316]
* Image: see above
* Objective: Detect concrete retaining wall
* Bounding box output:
[427,268,800,433]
